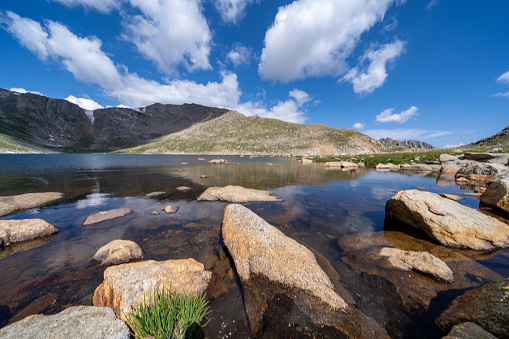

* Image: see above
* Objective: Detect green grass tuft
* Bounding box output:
[128,285,210,339]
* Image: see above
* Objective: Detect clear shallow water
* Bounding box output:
[0,154,507,338]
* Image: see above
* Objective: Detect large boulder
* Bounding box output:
[437,278,509,338]
[455,162,507,183]
[93,258,216,322]
[0,306,130,339]
[385,190,509,250]
[0,192,64,217]
[92,239,143,265]
[197,185,282,203]
[0,219,59,245]
[463,152,509,164]
[439,155,468,176]
[480,172,509,214]
[83,208,133,226]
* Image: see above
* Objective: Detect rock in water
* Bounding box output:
[93,258,214,322]
[437,278,509,338]
[440,193,465,201]
[379,247,454,282]
[0,219,59,245]
[222,204,348,332]
[375,163,400,170]
[481,172,509,214]
[83,208,133,225]
[145,191,168,198]
[197,185,282,203]
[0,192,64,217]
[92,239,143,265]
[164,205,179,214]
[443,322,497,339]
[0,306,130,339]
[385,190,509,250]
[455,162,507,183]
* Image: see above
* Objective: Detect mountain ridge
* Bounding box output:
[468,126,509,147]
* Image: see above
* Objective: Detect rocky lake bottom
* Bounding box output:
[0,154,508,338]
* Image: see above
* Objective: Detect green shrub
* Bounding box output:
[128,285,210,339]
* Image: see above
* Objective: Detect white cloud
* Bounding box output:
[492,92,509,98]
[443,142,463,149]
[353,122,365,130]
[236,90,311,124]
[496,71,509,84]
[259,0,396,82]
[9,87,43,95]
[375,105,418,124]
[65,95,104,110]
[122,0,212,75]
[426,0,439,10]
[214,0,259,24]
[227,43,251,67]
[51,0,119,13]
[363,128,451,140]
[342,40,405,94]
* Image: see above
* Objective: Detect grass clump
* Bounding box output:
[128,286,210,339]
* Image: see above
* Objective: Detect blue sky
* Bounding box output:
[0,0,508,148]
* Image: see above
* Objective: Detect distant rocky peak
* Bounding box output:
[379,137,436,149]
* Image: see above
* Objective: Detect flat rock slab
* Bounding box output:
[222,204,347,331]
[93,258,213,322]
[83,208,133,226]
[92,239,143,265]
[323,161,358,168]
[197,185,282,203]
[440,193,464,201]
[0,306,130,339]
[443,322,497,339]
[481,172,509,214]
[379,247,453,282]
[0,219,59,245]
[437,278,509,338]
[376,163,400,170]
[400,164,435,171]
[0,192,64,217]
[176,186,191,191]
[385,190,509,250]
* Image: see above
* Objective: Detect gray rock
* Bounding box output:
[323,161,358,168]
[464,152,509,164]
[0,306,130,339]
[92,239,143,265]
[0,192,64,217]
[400,164,435,172]
[83,208,133,226]
[443,322,497,339]
[440,154,459,163]
[375,163,400,170]
[379,247,453,282]
[481,172,509,214]
[455,162,507,183]
[145,191,168,198]
[197,185,282,203]
[488,148,504,154]
[164,205,179,214]
[385,190,509,250]
[0,219,59,245]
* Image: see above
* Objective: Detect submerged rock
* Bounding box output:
[385,190,509,250]
[437,278,509,338]
[443,322,497,339]
[92,239,143,265]
[83,208,133,226]
[197,185,282,203]
[0,219,59,245]
[0,192,64,217]
[481,172,509,214]
[0,306,130,339]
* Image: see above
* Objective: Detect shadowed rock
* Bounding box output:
[197,185,282,203]
[443,322,497,339]
[386,190,509,250]
[481,172,509,214]
[0,306,130,339]
[455,162,507,183]
[92,239,143,265]
[0,192,64,217]
[0,219,59,245]
[83,208,133,226]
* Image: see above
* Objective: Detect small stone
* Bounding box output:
[208,159,227,164]
[464,192,482,197]
[164,205,179,214]
[180,162,188,165]
[83,208,133,226]
[145,191,168,198]
[199,175,208,178]
[150,211,160,215]
[176,186,192,191]
[92,240,143,265]
[440,193,465,201]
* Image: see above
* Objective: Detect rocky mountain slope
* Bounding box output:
[379,138,436,150]
[469,126,509,147]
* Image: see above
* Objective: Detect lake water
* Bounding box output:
[0,154,507,338]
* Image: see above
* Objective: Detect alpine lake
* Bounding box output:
[0,154,507,338]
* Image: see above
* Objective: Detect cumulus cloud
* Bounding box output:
[492,92,509,98]
[121,0,212,75]
[497,71,509,84]
[65,95,104,110]
[227,43,251,67]
[353,122,365,130]
[51,0,119,13]
[443,142,463,149]
[375,106,418,124]
[259,0,396,82]
[363,128,451,140]
[342,40,405,94]
[235,90,311,124]
[214,0,259,24]
[9,87,43,95]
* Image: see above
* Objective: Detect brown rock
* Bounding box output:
[149,211,160,215]
[455,162,507,183]
[92,240,143,265]
[83,208,133,226]
[197,185,282,203]
[440,193,465,201]
[164,205,179,214]
[443,322,497,339]
[0,192,64,217]
[208,159,226,164]
[199,175,208,178]
[443,167,460,176]
[176,186,191,191]
[375,163,400,170]
[481,173,509,214]
[463,192,482,197]
[385,190,509,250]
[0,219,59,245]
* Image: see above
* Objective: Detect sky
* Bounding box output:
[0,0,508,148]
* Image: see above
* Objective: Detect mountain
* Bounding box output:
[378,137,436,150]
[468,126,509,147]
